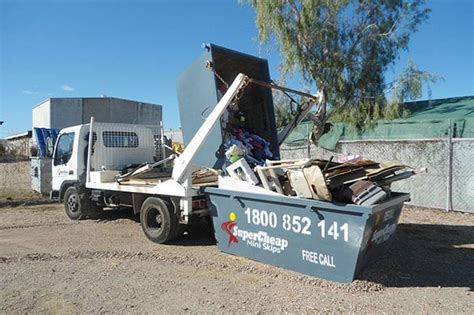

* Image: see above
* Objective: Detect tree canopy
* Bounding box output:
[247,0,437,141]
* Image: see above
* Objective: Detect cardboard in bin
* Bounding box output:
[205,187,409,283]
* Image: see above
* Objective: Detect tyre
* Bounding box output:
[140,197,178,244]
[64,186,101,220]
[64,186,84,220]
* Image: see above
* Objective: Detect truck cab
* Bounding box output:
[52,124,86,194]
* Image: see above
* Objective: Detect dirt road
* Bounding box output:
[1,203,473,313]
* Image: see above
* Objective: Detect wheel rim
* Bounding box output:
[145,207,163,234]
[67,194,78,213]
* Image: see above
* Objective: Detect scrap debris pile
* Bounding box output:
[220,99,273,168]
[222,128,273,167]
[214,94,423,206]
[221,151,424,206]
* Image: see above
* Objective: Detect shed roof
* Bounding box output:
[3,130,32,140]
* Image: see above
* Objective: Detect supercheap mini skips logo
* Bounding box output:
[221,211,239,246]
[221,211,289,254]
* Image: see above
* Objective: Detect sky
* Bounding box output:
[1,0,473,138]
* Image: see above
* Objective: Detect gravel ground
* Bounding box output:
[0,203,473,313]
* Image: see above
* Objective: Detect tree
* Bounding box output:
[247,0,435,143]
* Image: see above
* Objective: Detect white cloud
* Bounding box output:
[61,84,75,92]
[22,90,39,95]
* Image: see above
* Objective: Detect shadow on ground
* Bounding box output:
[0,198,56,208]
[169,222,217,246]
[360,223,474,290]
[94,208,217,246]
[95,207,140,222]
[90,209,474,288]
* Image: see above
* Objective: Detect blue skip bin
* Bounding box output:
[205,188,409,283]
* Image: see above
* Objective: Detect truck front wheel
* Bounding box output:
[140,197,178,244]
[64,186,84,220]
[63,186,101,220]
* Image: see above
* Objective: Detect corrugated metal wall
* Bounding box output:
[33,97,162,130]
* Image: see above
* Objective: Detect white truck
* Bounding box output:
[51,75,249,244]
[51,71,321,244]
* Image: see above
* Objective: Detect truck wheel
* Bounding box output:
[140,197,178,244]
[64,186,84,220]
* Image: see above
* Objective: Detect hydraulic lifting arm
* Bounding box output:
[276,90,324,146]
[171,73,248,184]
[243,78,324,146]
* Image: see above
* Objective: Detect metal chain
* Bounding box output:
[205,60,252,106]
[231,75,250,106]
[214,71,229,89]
[206,60,230,88]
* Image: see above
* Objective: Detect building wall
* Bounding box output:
[50,98,82,129]
[32,97,163,130]
[81,98,162,126]
[32,99,51,128]
[0,161,31,193]
[136,101,164,126]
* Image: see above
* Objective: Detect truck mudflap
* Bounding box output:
[205,187,409,283]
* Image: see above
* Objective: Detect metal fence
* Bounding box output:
[280,129,474,213]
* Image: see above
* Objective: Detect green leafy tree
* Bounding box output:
[247,0,437,142]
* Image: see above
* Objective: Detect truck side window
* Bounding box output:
[103,131,139,148]
[53,132,75,166]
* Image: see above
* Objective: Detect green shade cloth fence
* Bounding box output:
[284,96,474,150]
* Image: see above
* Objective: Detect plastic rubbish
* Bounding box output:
[225,144,245,160]
[226,158,259,185]
[222,130,273,166]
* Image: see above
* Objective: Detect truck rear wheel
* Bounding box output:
[140,197,178,244]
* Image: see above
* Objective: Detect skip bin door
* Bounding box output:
[177,49,222,169]
[176,43,280,170]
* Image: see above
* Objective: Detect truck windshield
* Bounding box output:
[53,132,75,166]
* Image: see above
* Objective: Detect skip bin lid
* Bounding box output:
[176,43,279,169]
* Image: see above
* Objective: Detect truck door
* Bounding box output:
[52,132,78,191]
